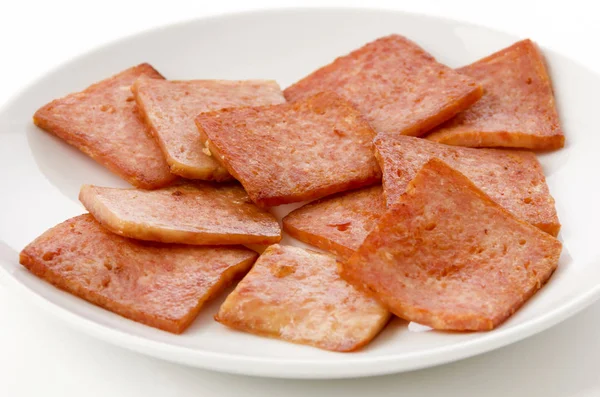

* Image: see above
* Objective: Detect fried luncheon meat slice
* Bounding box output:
[20,215,258,333]
[33,64,175,189]
[374,135,560,236]
[427,39,564,150]
[80,183,281,245]
[283,185,385,261]
[284,34,483,136]
[133,78,285,180]
[197,92,381,207]
[216,244,390,351]
[342,159,562,331]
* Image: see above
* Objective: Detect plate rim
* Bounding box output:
[2,6,600,379]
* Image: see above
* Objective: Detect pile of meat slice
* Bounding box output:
[21,35,563,351]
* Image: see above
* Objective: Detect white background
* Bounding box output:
[1,0,599,395]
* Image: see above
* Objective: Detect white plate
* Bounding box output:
[0,7,599,379]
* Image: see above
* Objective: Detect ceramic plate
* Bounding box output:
[0,8,598,379]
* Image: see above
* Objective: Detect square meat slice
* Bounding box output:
[132,78,286,180]
[283,186,385,261]
[374,135,560,236]
[33,64,175,189]
[196,92,381,207]
[342,159,562,331]
[79,182,281,245]
[215,244,390,351]
[19,214,258,334]
[284,34,483,136]
[426,40,564,150]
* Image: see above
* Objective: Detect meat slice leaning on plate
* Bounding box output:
[79,182,281,245]
[33,63,176,189]
[19,214,258,334]
[341,159,562,331]
[426,39,564,150]
[216,244,390,351]
[284,34,483,136]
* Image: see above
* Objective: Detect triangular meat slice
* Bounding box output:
[196,92,381,207]
[215,244,390,351]
[427,40,564,150]
[283,186,385,261]
[132,78,286,180]
[19,215,258,333]
[342,159,562,331]
[33,64,175,189]
[79,182,281,245]
[284,34,483,136]
[374,135,560,236]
